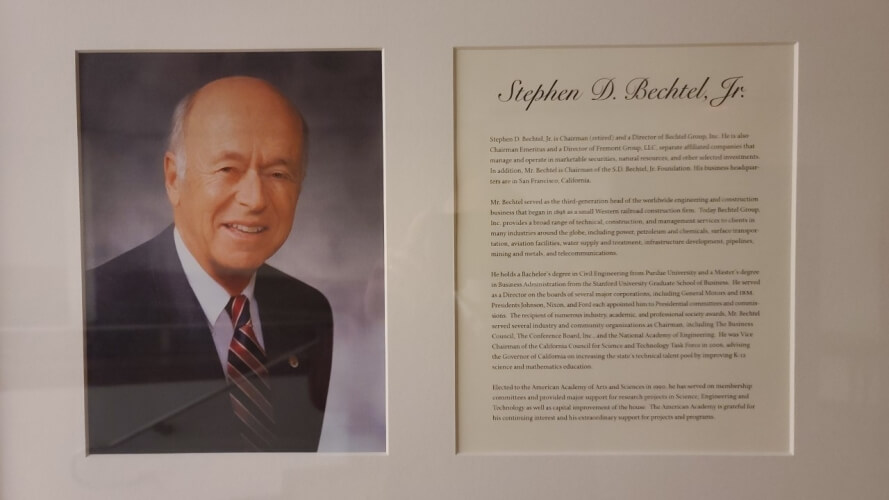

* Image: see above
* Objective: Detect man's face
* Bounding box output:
[165,78,304,291]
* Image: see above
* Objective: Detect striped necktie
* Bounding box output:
[225,295,276,451]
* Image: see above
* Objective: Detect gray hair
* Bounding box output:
[165,85,309,182]
[167,90,197,178]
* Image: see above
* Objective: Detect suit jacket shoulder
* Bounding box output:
[86,227,215,384]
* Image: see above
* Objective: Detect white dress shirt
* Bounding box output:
[173,228,266,371]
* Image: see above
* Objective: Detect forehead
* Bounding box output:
[184,79,304,150]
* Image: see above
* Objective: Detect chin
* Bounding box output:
[213,254,269,276]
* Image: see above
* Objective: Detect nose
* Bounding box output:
[235,169,267,211]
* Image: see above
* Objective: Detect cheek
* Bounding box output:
[189,182,229,218]
[272,187,300,217]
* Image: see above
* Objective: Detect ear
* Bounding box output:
[164,152,182,207]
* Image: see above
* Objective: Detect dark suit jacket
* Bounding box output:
[85,226,332,453]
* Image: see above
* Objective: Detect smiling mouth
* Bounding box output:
[225,223,267,234]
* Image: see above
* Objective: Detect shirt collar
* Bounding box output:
[173,227,256,324]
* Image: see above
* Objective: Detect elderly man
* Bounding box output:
[85,77,333,453]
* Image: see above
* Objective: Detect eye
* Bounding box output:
[268,170,293,181]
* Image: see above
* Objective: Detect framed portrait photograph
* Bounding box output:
[78,51,385,453]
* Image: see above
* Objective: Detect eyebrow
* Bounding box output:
[212,151,296,169]
[261,158,296,169]
[212,151,249,163]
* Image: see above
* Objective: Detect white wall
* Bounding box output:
[0,0,886,498]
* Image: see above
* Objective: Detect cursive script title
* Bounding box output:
[498,77,745,110]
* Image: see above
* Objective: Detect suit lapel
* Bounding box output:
[148,226,225,382]
[254,267,323,377]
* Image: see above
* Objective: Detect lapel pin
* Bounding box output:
[288,355,300,368]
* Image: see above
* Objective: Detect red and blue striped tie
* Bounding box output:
[225,295,276,451]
